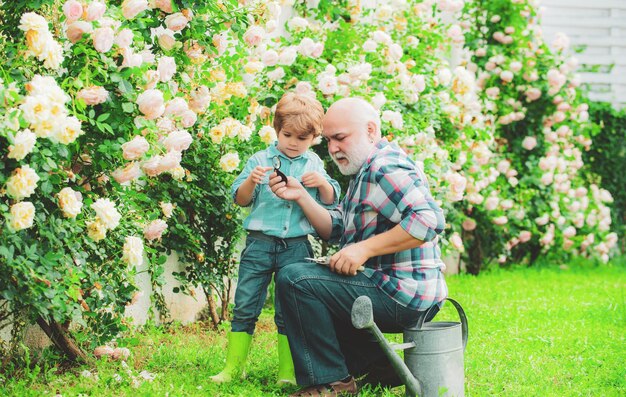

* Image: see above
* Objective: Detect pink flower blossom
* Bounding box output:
[156,150,181,173]
[157,56,177,82]
[115,28,134,48]
[122,0,148,20]
[518,231,532,243]
[144,219,168,241]
[63,0,83,23]
[493,216,508,226]
[462,218,477,231]
[86,2,106,21]
[243,25,264,46]
[136,89,165,119]
[112,162,141,184]
[77,86,109,106]
[66,21,92,43]
[153,0,173,13]
[122,136,150,160]
[165,12,188,31]
[522,136,537,150]
[449,232,465,252]
[92,27,115,53]
[163,130,192,152]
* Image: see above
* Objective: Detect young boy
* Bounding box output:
[210,92,340,385]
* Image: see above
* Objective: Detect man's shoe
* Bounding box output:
[289,376,358,396]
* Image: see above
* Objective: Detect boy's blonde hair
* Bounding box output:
[273,92,324,137]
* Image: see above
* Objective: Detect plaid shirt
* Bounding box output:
[232,142,340,238]
[329,139,448,310]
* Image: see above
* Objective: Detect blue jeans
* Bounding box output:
[276,262,439,386]
[231,234,313,335]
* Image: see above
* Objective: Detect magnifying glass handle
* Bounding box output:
[275,168,288,184]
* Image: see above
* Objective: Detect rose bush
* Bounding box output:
[0,0,619,361]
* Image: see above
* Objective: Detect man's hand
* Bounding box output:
[329,243,370,276]
[249,166,273,184]
[301,171,327,188]
[269,172,305,201]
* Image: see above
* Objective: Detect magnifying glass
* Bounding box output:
[273,156,288,184]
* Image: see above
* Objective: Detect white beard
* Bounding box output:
[332,144,372,175]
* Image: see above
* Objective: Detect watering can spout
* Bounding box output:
[351,296,422,397]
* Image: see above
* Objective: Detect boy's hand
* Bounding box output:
[249,166,273,184]
[301,171,327,188]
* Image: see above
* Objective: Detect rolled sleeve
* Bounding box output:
[231,155,260,206]
[328,208,345,244]
[372,164,445,242]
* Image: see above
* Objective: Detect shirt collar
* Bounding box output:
[267,141,308,162]
[353,138,390,180]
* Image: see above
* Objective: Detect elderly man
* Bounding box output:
[270,98,447,397]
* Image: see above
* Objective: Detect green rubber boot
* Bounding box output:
[276,333,296,385]
[209,331,253,383]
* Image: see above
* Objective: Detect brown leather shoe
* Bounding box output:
[288,376,358,396]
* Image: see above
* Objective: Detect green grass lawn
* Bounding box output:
[2,261,625,396]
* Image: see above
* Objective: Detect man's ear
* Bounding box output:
[366,120,377,139]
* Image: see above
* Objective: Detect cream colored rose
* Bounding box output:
[188,86,210,114]
[86,218,107,241]
[86,1,106,21]
[112,162,141,184]
[91,198,121,230]
[165,12,188,31]
[157,56,176,82]
[143,219,168,241]
[66,21,93,43]
[123,236,144,267]
[122,136,150,160]
[8,129,37,161]
[243,25,264,46]
[209,125,226,144]
[77,86,109,106]
[163,130,192,152]
[141,155,162,177]
[6,165,40,200]
[219,152,240,173]
[58,187,83,218]
[156,150,181,173]
[258,126,277,145]
[122,0,149,19]
[9,201,35,231]
[153,0,173,13]
[20,95,51,125]
[115,28,134,49]
[169,166,185,180]
[53,116,83,145]
[18,12,49,33]
[160,202,174,218]
[92,27,115,53]
[136,89,165,120]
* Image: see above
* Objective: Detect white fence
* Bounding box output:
[541,0,626,107]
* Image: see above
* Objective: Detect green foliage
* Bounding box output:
[585,102,626,252]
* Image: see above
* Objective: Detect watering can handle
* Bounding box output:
[416,297,468,351]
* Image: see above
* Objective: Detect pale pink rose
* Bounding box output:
[243,25,264,46]
[86,1,106,21]
[63,0,83,23]
[261,49,279,66]
[122,136,149,160]
[77,86,109,105]
[493,216,508,226]
[180,110,197,128]
[92,27,115,53]
[142,155,162,177]
[164,97,188,117]
[500,70,514,83]
[475,47,487,57]
[518,230,532,243]
[547,69,565,88]
[535,214,550,226]
[111,347,131,360]
[112,162,141,184]
[509,61,522,72]
[66,21,92,43]
[115,28,134,48]
[485,87,500,98]
[294,81,313,96]
[144,70,160,90]
[121,47,143,68]
[310,42,324,58]
[553,111,566,123]
[144,219,168,241]
[562,239,574,250]
[449,232,465,252]
[318,75,338,96]
[522,136,537,150]
[525,87,541,101]
[157,117,176,133]
[562,226,576,238]
[462,218,477,231]
[279,47,298,65]
[153,0,173,13]
[163,130,192,151]
[157,28,176,51]
[94,346,115,358]
[157,56,176,82]
[188,86,210,113]
[122,0,149,19]
[485,196,499,211]
[136,89,165,119]
[165,12,188,31]
[156,150,181,173]
[541,173,553,185]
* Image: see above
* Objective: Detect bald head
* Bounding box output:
[324,97,381,140]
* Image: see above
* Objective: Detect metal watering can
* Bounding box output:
[351,296,468,397]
